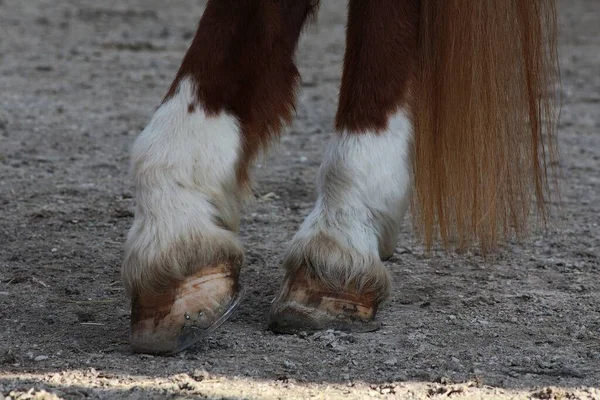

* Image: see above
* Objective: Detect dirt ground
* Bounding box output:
[0,0,599,399]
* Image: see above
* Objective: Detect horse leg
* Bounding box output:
[124,0,318,354]
[269,0,420,333]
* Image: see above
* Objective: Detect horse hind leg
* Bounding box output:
[269,0,420,334]
[123,0,318,354]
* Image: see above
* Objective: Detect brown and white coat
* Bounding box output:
[122,0,558,354]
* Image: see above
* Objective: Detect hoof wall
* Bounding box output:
[268,269,381,334]
[130,263,242,355]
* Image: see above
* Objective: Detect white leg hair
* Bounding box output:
[123,78,244,297]
[283,110,413,301]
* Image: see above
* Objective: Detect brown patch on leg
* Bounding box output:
[335,0,419,134]
[165,0,319,185]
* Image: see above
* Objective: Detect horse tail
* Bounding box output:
[411,0,560,251]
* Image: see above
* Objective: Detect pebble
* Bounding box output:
[384,357,398,366]
[191,369,210,381]
[34,355,49,361]
[313,329,336,342]
[392,373,408,381]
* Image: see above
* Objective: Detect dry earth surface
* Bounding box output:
[1,0,599,399]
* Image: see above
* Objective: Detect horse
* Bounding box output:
[122,0,559,355]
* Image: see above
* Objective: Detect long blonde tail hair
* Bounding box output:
[412,0,559,250]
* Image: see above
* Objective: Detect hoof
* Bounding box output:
[130,263,242,355]
[268,268,381,334]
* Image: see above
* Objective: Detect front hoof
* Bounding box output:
[268,269,381,334]
[130,263,242,355]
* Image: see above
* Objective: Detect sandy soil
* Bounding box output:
[1,0,599,399]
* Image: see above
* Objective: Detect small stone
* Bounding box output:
[34,355,49,362]
[395,247,411,254]
[51,248,58,253]
[384,357,398,366]
[537,360,553,369]
[260,192,277,201]
[439,376,453,385]
[299,156,308,163]
[1,349,17,364]
[191,369,210,381]
[392,373,408,381]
